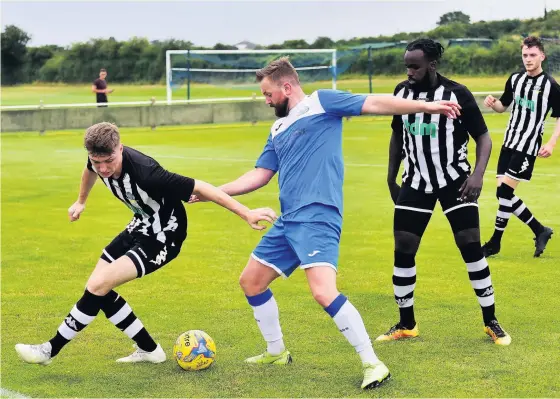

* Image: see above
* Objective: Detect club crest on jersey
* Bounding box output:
[404,120,438,138]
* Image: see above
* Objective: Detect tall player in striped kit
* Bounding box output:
[380,39,511,345]
[482,36,560,258]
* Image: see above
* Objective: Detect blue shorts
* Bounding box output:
[251,204,342,277]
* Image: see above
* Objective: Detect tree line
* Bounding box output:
[2,10,559,85]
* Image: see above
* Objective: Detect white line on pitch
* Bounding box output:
[0,388,30,399]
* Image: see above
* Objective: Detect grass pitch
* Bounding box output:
[1,114,559,397]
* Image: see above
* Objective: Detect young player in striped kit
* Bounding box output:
[482,36,560,258]
[380,39,511,346]
[15,122,277,365]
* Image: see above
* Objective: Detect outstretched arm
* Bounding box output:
[150,166,277,230]
[192,179,277,230]
[220,168,276,196]
[361,95,461,118]
[189,168,275,203]
[68,167,98,222]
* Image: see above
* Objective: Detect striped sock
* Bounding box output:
[49,289,103,357]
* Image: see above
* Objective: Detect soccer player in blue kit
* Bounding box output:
[190,57,461,389]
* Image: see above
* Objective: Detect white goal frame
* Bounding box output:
[165,49,338,104]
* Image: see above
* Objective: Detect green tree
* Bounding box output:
[1,25,30,84]
[311,37,335,49]
[437,11,471,26]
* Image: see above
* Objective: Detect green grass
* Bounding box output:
[0,76,510,106]
[1,114,559,398]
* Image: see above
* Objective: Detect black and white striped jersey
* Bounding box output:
[391,74,488,193]
[86,146,195,242]
[500,71,560,156]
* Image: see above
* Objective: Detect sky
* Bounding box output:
[2,0,559,48]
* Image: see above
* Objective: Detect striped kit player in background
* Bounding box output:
[482,36,560,258]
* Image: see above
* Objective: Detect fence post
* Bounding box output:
[39,100,45,135]
[150,97,156,130]
[251,92,257,125]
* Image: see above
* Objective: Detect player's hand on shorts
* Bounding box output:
[68,201,86,222]
[245,207,278,231]
[484,95,497,108]
[459,174,483,202]
[430,101,461,119]
[538,143,554,158]
[388,182,401,204]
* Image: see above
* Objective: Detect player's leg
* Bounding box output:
[286,209,390,389]
[304,266,390,389]
[484,151,552,257]
[483,148,516,256]
[15,255,138,365]
[440,183,511,346]
[376,186,436,341]
[101,234,184,363]
[241,219,295,365]
[504,156,553,256]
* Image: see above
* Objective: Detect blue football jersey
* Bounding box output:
[255,89,366,219]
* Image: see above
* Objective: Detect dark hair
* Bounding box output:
[256,56,300,85]
[522,36,545,53]
[100,68,107,73]
[406,39,445,62]
[84,122,120,155]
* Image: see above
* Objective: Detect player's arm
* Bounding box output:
[191,134,277,204]
[219,168,276,196]
[539,118,560,158]
[317,89,460,119]
[361,95,460,118]
[151,166,277,230]
[68,166,98,222]
[192,180,277,230]
[387,115,404,204]
[539,82,560,158]
[485,74,514,113]
[457,88,492,202]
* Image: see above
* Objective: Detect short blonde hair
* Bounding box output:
[256,56,300,85]
[84,122,120,155]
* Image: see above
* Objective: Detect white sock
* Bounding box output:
[247,289,285,356]
[327,295,379,365]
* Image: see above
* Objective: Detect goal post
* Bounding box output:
[166,49,338,104]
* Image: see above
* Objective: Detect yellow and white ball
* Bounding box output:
[173,330,216,371]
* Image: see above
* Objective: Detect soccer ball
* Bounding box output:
[173,330,216,371]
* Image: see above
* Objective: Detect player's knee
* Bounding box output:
[496,183,514,199]
[394,230,421,254]
[239,271,267,296]
[454,228,480,247]
[86,275,113,296]
[310,287,339,308]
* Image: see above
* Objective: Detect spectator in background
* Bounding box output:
[92,69,113,107]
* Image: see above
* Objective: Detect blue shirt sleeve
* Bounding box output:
[317,89,367,117]
[255,133,278,171]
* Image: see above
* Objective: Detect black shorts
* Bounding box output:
[496,147,536,182]
[395,176,480,235]
[100,230,185,278]
[396,175,477,215]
